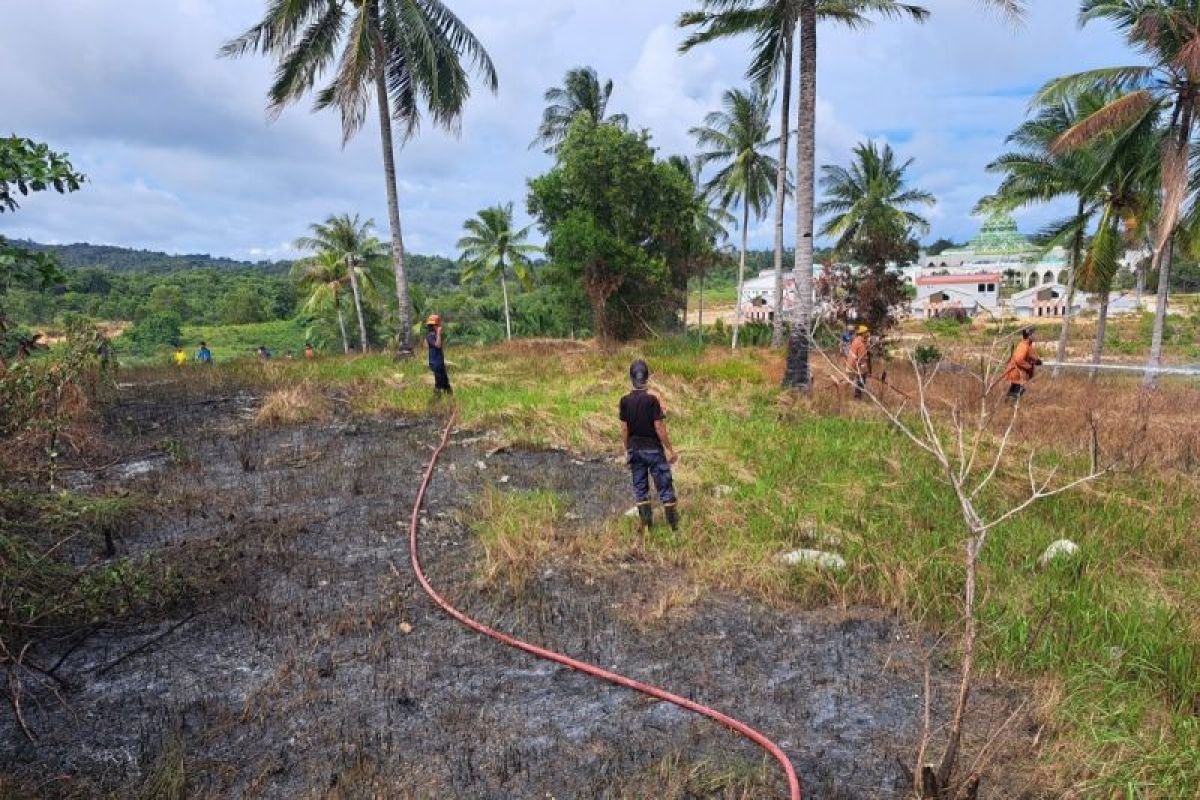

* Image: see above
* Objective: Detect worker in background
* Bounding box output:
[846,324,872,400]
[195,341,213,365]
[1005,327,1042,401]
[425,315,451,395]
[172,344,187,367]
[619,359,679,532]
[256,344,272,361]
[304,342,316,360]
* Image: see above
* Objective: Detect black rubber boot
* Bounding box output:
[637,502,653,531]
[664,503,679,532]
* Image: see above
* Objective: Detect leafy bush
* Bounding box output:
[121,312,182,356]
[914,343,942,366]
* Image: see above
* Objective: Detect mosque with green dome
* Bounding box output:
[921,213,1071,289]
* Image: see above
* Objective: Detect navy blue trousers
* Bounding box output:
[628,448,676,504]
[430,364,451,393]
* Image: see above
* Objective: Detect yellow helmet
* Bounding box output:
[856,324,870,334]
[426,314,442,326]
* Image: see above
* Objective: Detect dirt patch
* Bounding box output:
[2,391,1042,798]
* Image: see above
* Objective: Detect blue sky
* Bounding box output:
[1,1,1137,261]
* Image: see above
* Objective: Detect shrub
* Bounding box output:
[914,343,942,366]
[123,312,182,356]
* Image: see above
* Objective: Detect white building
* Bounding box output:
[1009,283,1088,319]
[913,273,1001,319]
[738,269,799,323]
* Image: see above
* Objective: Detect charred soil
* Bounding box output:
[2,384,1042,799]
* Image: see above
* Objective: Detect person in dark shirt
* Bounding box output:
[195,342,213,364]
[619,359,678,532]
[425,314,451,394]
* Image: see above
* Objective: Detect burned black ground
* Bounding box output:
[1,385,1039,799]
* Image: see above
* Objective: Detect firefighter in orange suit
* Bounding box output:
[1005,327,1042,400]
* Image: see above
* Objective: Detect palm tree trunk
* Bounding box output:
[1144,234,1173,387]
[335,294,350,355]
[500,271,513,341]
[1090,288,1109,381]
[771,32,794,348]
[698,268,705,344]
[1146,105,1192,387]
[783,0,816,389]
[347,262,369,353]
[373,55,414,354]
[1135,258,1145,304]
[1053,199,1085,378]
[733,202,750,350]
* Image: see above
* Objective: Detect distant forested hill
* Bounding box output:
[17,240,464,288]
[17,241,293,275]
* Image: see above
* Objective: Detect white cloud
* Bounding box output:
[0,0,1139,257]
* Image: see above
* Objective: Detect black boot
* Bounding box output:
[637,502,653,531]
[664,503,679,532]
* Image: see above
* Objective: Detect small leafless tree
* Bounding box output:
[813,330,1118,798]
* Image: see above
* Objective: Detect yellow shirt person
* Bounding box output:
[172,348,187,366]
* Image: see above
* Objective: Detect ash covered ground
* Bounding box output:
[2,386,1039,799]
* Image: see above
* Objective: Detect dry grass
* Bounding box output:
[254,382,334,427]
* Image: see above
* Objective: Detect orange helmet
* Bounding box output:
[426,314,441,326]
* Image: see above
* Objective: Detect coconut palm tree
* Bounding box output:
[1034,0,1200,386]
[817,140,934,253]
[295,214,389,353]
[982,92,1117,375]
[456,203,541,341]
[691,88,781,349]
[292,251,352,354]
[681,2,930,351]
[681,1,797,346]
[779,0,930,387]
[531,66,629,154]
[668,154,737,338]
[222,0,497,354]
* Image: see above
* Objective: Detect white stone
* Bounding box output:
[712,484,734,498]
[779,549,847,570]
[624,506,640,518]
[1039,539,1080,568]
[498,475,510,484]
[475,461,487,471]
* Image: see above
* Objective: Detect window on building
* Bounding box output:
[987,283,996,292]
[977,283,986,293]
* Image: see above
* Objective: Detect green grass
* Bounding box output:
[180,319,310,361]
[123,341,1199,796]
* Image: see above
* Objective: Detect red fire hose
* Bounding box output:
[408,411,802,800]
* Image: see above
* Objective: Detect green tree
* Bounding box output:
[531,66,628,154]
[1035,0,1200,385]
[295,214,389,352]
[223,0,497,352]
[691,87,781,349]
[681,0,797,345]
[292,251,352,354]
[784,0,928,388]
[925,237,958,255]
[456,203,540,341]
[0,137,84,351]
[982,90,1157,375]
[817,140,934,253]
[816,141,930,333]
[124,312,183,356]
[527,117,696,341]
[218,285,271,325]
[147,284,185,315]
[667,155,735,337]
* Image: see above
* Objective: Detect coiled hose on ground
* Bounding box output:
[408,411,802,800]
